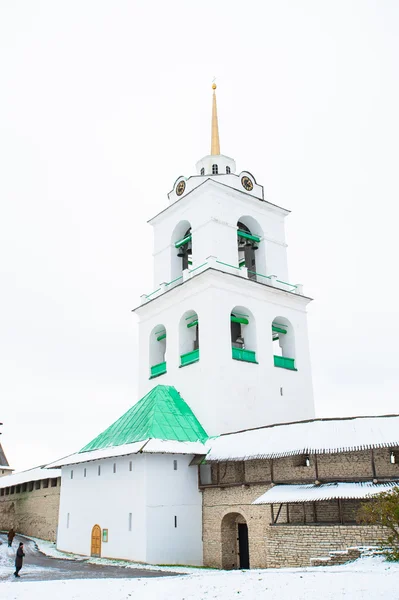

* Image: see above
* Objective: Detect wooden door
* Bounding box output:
[91,524,101,557]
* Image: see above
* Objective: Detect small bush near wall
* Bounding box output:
[358,489,399,561]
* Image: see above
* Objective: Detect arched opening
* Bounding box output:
[149,324,167,379]
[212,164,218,174]
[237,217,263,280]
[231,306,257,364]
[179,310,199,367]
[91,524,101,557]
[221,512,250,570]
[272,317,297,371]
[226,166,231,174]
[172,220,192,281]
[200,167,205,175]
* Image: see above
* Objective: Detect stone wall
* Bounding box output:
[207,447,399,486]
[265,524,385,568]
[0,478,61,541]
[202,446,399,569]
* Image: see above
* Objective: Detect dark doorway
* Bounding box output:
[238,523,250,569]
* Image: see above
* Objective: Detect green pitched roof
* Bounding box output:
[79,385,208,453]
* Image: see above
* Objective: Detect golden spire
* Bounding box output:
[211,83,220,155]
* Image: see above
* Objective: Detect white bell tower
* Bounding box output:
[133,85,315,436]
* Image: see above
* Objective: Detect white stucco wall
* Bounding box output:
[136,269,315,437]
[145,454,203,565]
[57,453,203,566]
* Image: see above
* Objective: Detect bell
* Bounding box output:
[177,249,185,258]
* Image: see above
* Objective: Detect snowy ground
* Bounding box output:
[1,543,398,600]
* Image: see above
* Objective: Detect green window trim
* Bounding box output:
[175,234,192,248]
[231,315,249,325]
[237,229,261,243]
[180,348,200,367]
[272,325,287,335]
[232,347,258,364]
[149,361,167,379]
[157,333,166,341]
[187,319,198,328]
[273,355,297,371]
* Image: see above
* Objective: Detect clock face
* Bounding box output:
[176,180,186,196]
[241,176,253,191]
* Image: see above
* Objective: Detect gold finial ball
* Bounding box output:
[212,83,217,90]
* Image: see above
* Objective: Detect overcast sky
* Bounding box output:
[1,1,398,472]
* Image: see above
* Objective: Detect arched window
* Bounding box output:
[149,325,167,378]
[272,317,296,371]
[172,221,192,280]
[231,307,257,364]
[212,164,218,174]
[226,166,231,174]
[200,167,205,175]
[179,310,199,367]
[237,221,259,280]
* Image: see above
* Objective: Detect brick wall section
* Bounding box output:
[202,484,389,568]
[265,524,385,568]
[0,479,60,541]
[206,447,399,486]
[202,447,399,569]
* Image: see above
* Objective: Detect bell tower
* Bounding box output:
[133,85,315,436]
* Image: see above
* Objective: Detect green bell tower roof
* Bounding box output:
[79,385,208,453]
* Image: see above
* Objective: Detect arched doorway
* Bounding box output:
[221,512,250,570]
[91,524,101,557]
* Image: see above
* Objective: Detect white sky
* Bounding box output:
[1,1,398,472]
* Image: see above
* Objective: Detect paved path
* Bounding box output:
[0,534,175,582]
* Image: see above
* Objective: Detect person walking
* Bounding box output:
[7,528,15,547]
[14,542,25,577]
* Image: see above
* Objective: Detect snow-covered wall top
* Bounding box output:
[205,414,399,461]
[0,466,60,488]
[253,481,399,504]
[47,439,206,468]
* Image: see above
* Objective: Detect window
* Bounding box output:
[0,489,3,496]
[200,167,205,175]
[172,220,193,280]
[129,461,132,472]
[35,480,41,490]
[129,513,132,532]
[67,513,70,529]
[113,463,116,474]
[226,166,231,174]
[212,164,218,174]
[179,310,200,367]
[174,515,178,528]
[173,460,178,471]
[5,487,9,495]
[149,324,167,379]
[390,451,397,464]
[22,483,27,492]
[237,221,259,279]
[10,486,15,494]
[16,485,21,493]
[51,478,57,487]
[98,465,101,476]
[42,479,49,488]
[70,470,73,480]
[231,307,257,363]
[272,318,296,371]
[84,468,87,478]
[28,482,34,492]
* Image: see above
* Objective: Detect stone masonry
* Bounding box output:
[201,447,398,569]
[0,477,61,541]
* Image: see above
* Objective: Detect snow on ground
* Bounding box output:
[1,555,398,599]
[24,535,206,573]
